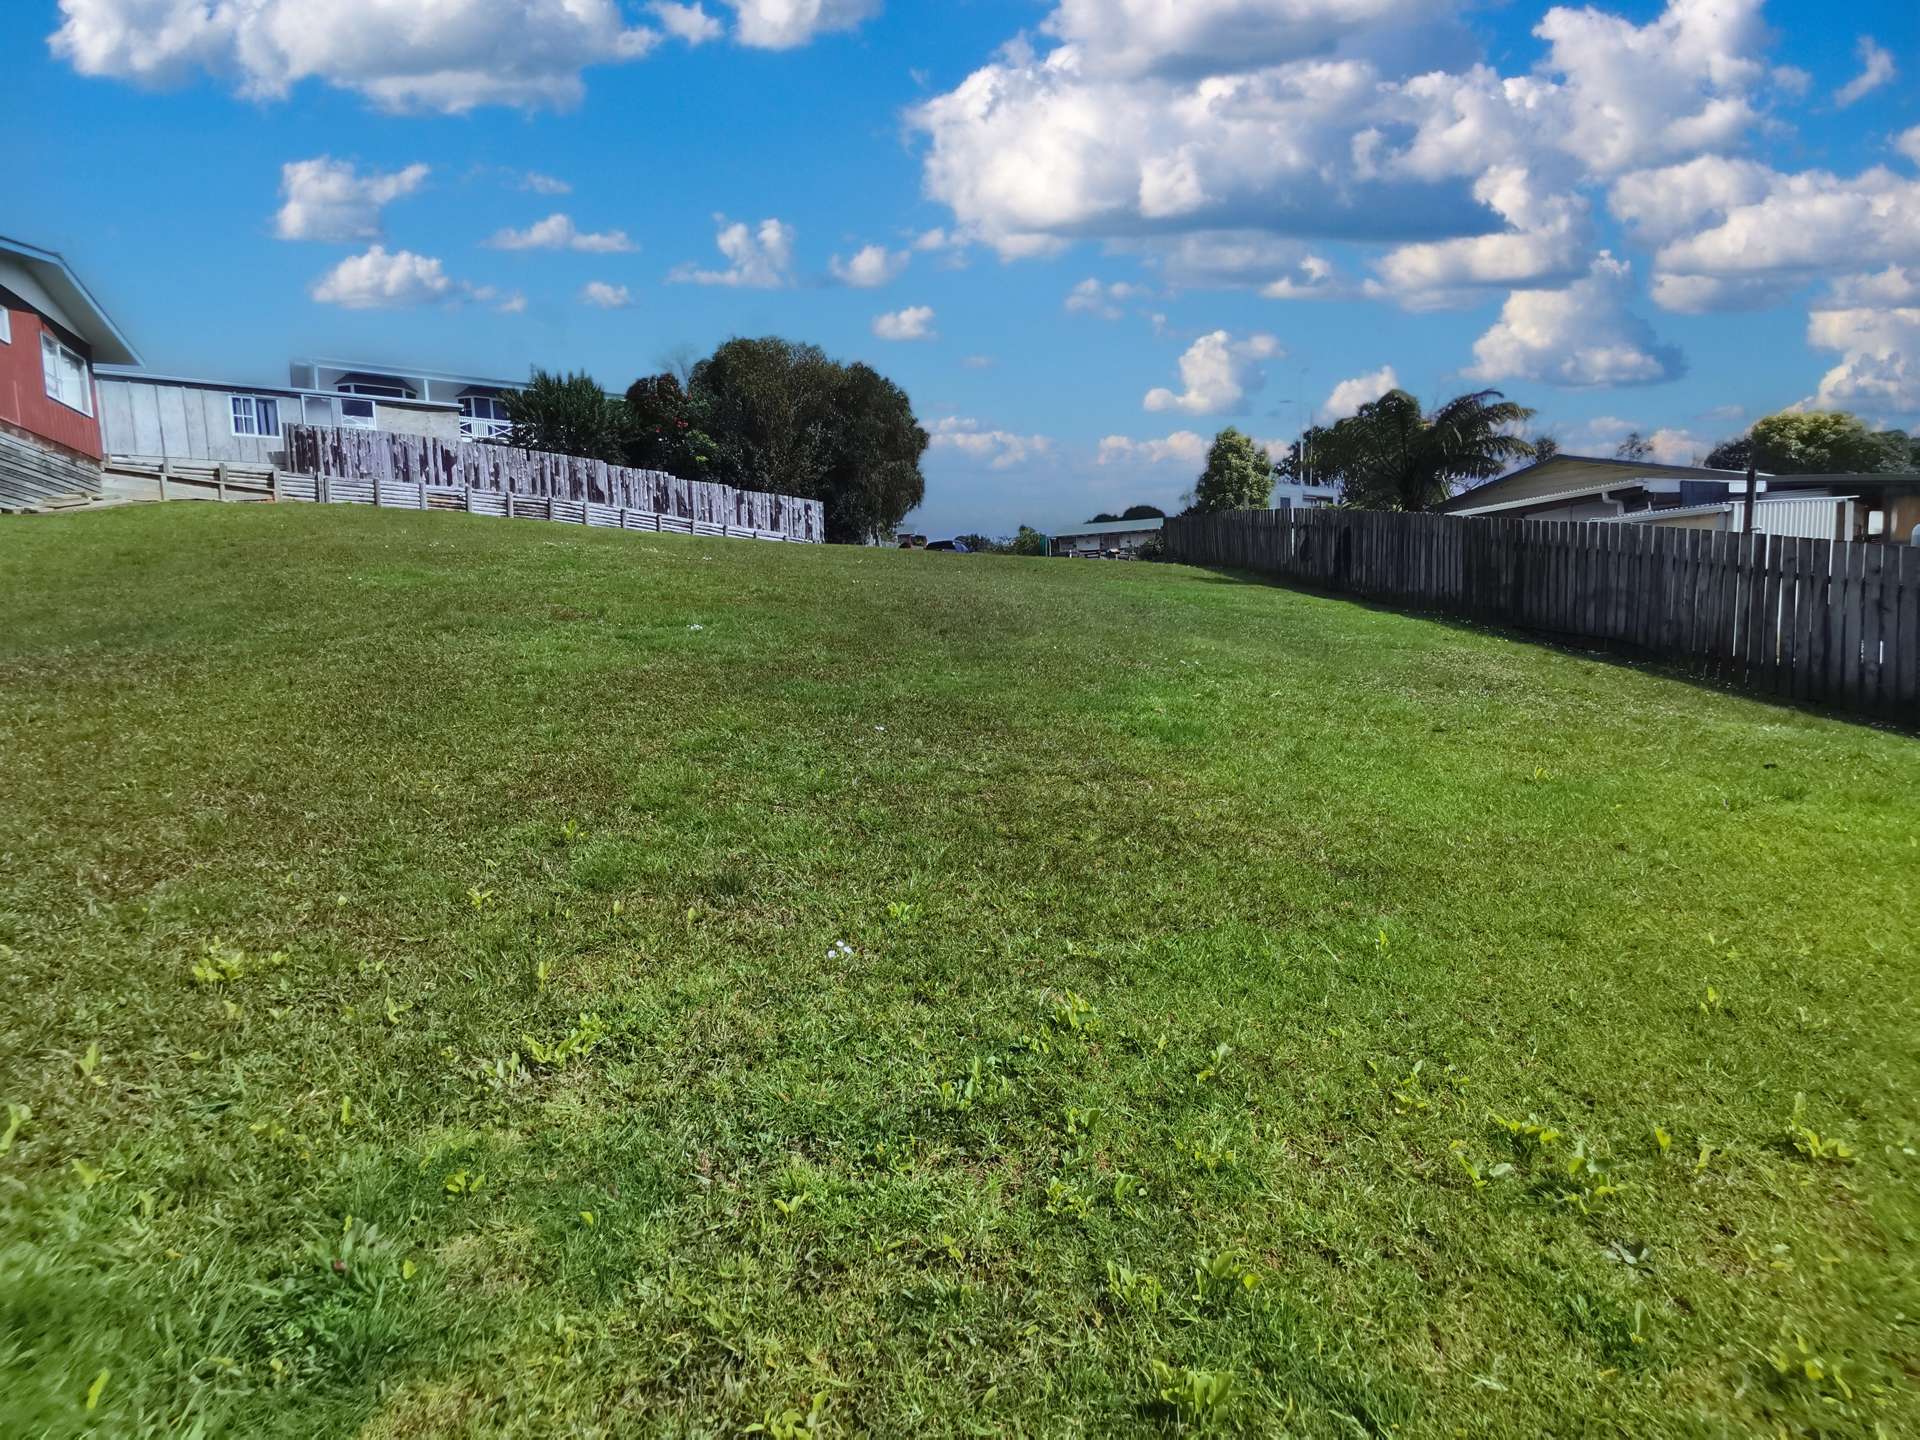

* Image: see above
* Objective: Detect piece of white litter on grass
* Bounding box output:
[687,623,704,631]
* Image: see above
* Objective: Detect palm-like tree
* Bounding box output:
[1317,389,1537,511]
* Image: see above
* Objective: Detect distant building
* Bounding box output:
[1051,516,1163,556]
[287,359,525,441]
[0,234,142,508]
[1445,452,1920,543]
[94,358,529,467]
[1272,478,1340,508]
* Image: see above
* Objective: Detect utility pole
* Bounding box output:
[1743,462,1758,535]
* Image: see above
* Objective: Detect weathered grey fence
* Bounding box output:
[1165,508,1919,718]
[284,424,824,542]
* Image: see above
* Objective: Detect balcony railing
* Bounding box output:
[460,417,513,441]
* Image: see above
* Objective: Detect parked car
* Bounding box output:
[925,539,971,552]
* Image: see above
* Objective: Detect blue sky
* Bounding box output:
[5,1,1918,535]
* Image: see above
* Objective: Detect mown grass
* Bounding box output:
[1,502,1916,1438]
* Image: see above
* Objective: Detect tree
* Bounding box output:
[502,369,629,463]
[1530,435,1561,461]
[815,362,929,544]
[1189,428,1273,513]
[1086,512,1121,523]
[1704,435,1752,471]
[1008,525,1049,556]
[955,532,1004,553]
[1614,432,1651,461]
[1749,411,1910,474]
[1274,426,1333,487]
[1313,389,1536,511]
[1120,503,1167,520]
[622,372,723,477]
[679,337,928,544]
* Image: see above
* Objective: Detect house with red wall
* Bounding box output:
[0,235,141,508]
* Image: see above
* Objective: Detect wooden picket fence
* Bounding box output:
[1164,508,1919,718]
[283,424,825,542]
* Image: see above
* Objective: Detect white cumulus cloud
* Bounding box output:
[1321,365,1399,422]
[929,417,1051,469]
[830,244,909,287]
[1065,278,1152,318]
[725,0,879,49]
[274,157,429,243]
[1834,37,1895,108]
[669,216,796,287]
[580,281,633,308]
[309,246,460,309]
[1808,306,1920,415]
[650,1,723,44]
[51,0,664,112]
[1144,330,1281,414]
[48,0,872,110]
[1097,431,1211,466]
[487,213,636,253]
[1468,253,1685,388]
[872,306,937,341]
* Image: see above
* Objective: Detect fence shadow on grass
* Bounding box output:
[1177,557,1920,738]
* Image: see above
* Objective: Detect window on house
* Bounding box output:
[41,333,91,415]
[336,381,412,398]
[0,307,11,344]
[459,394,512,439]
[229,395,281,437]
[338,398,377,430]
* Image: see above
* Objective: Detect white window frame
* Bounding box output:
[0,306,11,344]
[458,393,512,440]
[337,397,377,430]
[41,332,92,416]
[229,395,282,438]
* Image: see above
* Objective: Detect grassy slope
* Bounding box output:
[0,504,1915,1438]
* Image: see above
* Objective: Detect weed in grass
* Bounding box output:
[1151,1362,1236,1424]
[0,1103,28,1156]
[1104,1263,1164,1314]
[522,1013,608,1069]
[1190,1251,1260,1310]
[190,938,287,986]
[1787,1093,1858,1164]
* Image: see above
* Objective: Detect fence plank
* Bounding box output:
[1859,544,1886,711]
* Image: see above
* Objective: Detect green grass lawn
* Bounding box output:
[2,503,1916,1438]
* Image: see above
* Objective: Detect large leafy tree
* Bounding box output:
[1704,436,1752,471]
[1315,389,1537,511]
[1121,503,1167,520]
[501,369,630,463]
[1746,412,1914,474]
[622,373,724,477]
[816,362,929,544]
[1189,428,1274,513]
[626,337,928,544]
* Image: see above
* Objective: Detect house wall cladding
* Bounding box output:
[283,424,826,542]
[0,426,103,509]
[97,377,288,466]
[0,296,103,460]
[1164,506,1919,718]
[98,379,463,465]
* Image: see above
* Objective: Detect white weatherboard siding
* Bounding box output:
[99,376,464,464]
[97,377,288,465]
